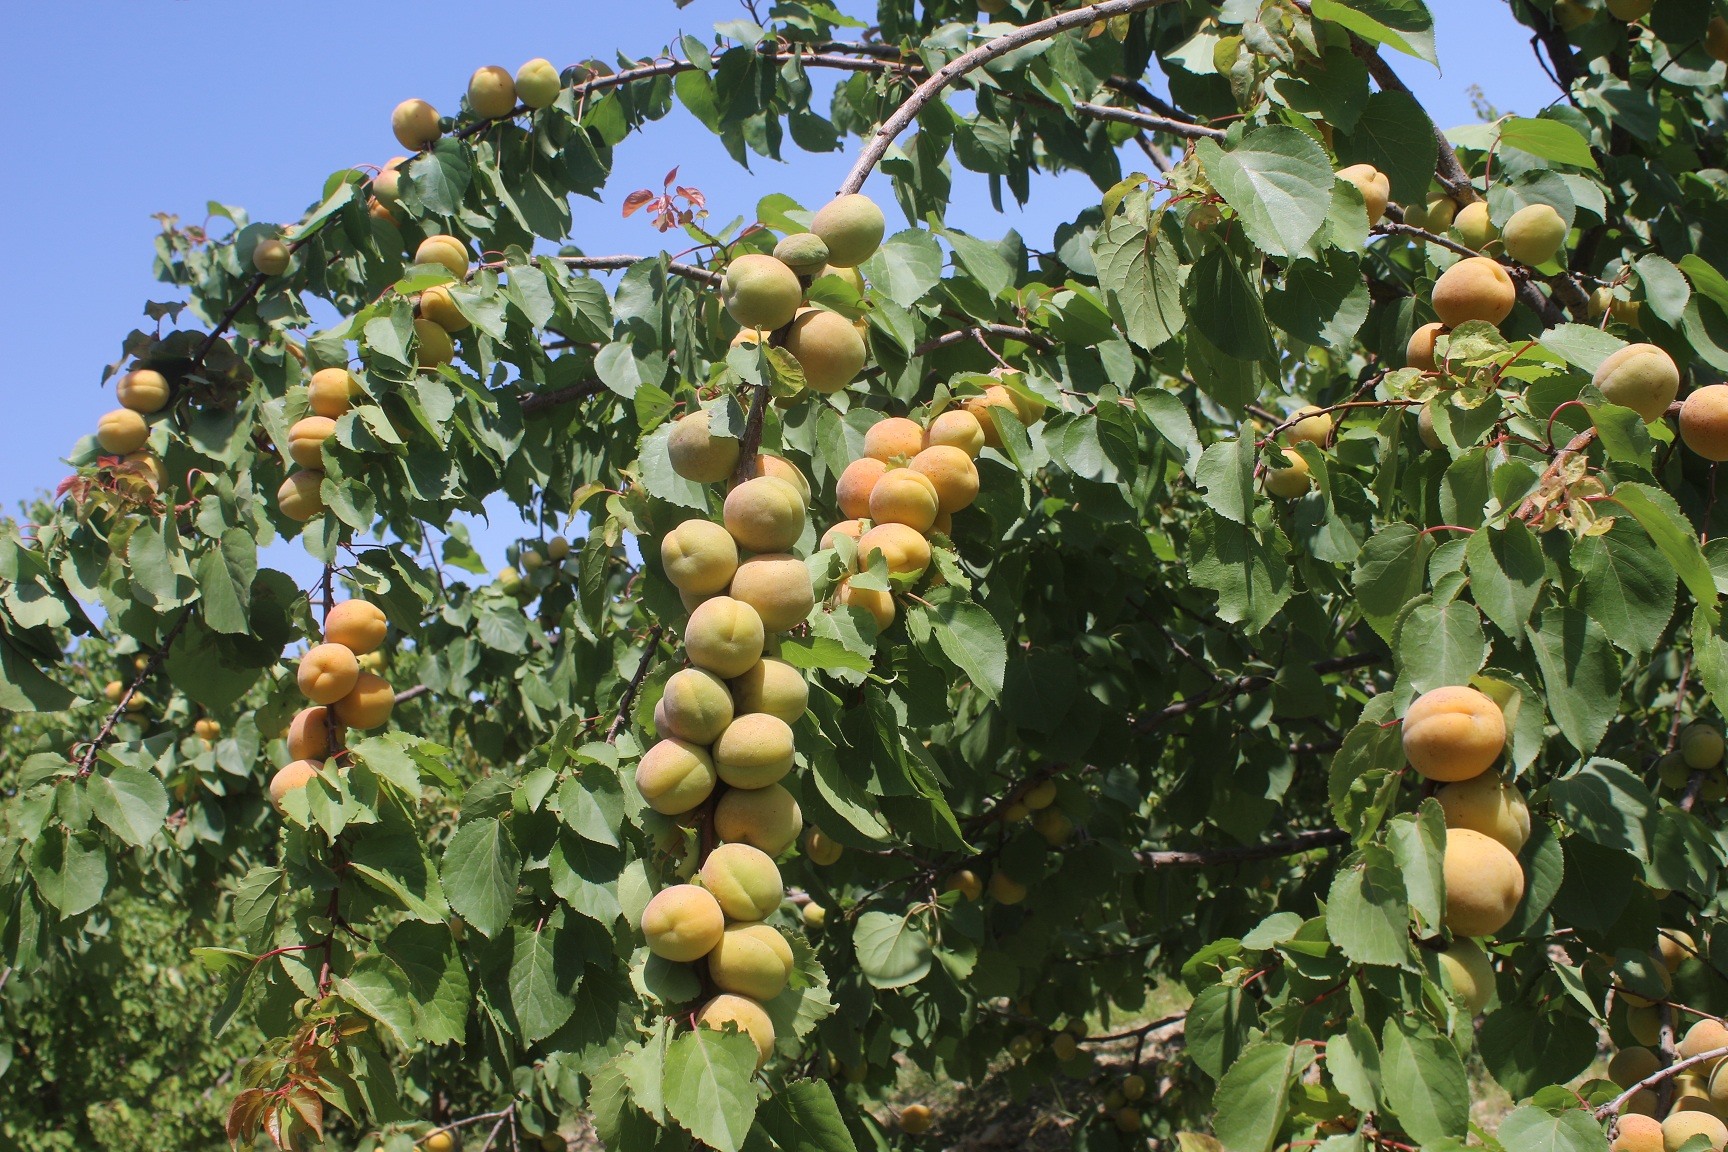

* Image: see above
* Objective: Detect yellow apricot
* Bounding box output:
[728,553,814,633]
[636,738,717,816]
[253,238,291,276]
[869,467,940,532]
[864,417,925,463]
[784,308,867,393]
[269,759,322,810]
[1437,938,1494,1014]
[117,368,170,414]
[802,902,827,928]
[1403,685,1506,782]
[308,368,360,418]
[391,99,441,150]
[1336,163,1390,223]
[737,454,811,503]
[837,457,888,519]
[946,870,983,901]
[332,672,393,729]
[1452,201,1498,250]
[1595,343,1681,423]
[1659,930,1697,973]
[899,1105,933,1136]
[121,451,165,493]
[659,668,735,745]
[1620,965,1673,1009]
[195,718,222,741]
[1264,448,1311,499]
[1679,1019,1728,1061]
[468,65,517,119]
[1285,405,1332,449]
[1408,322,1445,372]
[1682,386,1728,461]
[278,471,327,521]
[685,596,766,679]
[1421,195,1459,233]
[1626,1004,1662,1047]
[287,416,336,470]
[730,658,807,725]
[836,579,895,632]
[641,883,724,962]
[298,643,360,705]
[1609,1046,1662,1089]
[697,993,777,1067]
[723,253,802,331]
[1432,257,1516,327]
[286,706,341,761]
[414,318,454,370]
[1502,203,1567,266]
[910,446,980,514]
[661,519,739,596]
[325,600,388,654]
[820,520,866,550]
[1613,1116,1662,1152]
[926,409,986,458]
[1033,807,1074,846]
[857,522,932,580]
[97,409,149,455]
[708,923,794,1000]
[414,235,469,279]
[714,783,802,856]
[989,872,1029,905]
[516,58,561,109]
[1436,773,1530,852]
[724,476,805,553]
[962,386,1019,449]
[1418,401,1444,451]
[1662,1112,1728,1152]
[1442,827,1525,937]
[804,828,843,865]
[419,284,468,333]
[713,712,796,789]
[810,193,886,267]
[700,841,784,921]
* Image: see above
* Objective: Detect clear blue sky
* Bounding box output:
[0,1,1550,586]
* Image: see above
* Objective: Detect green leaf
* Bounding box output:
[1094,205,1185,352]
[30,832,108,916]
[1549,760,1655,861]
[661,1028,761,1152]
[86,766,169,848]
[1213,1041,1315,1152]
[1337,90,1439,203]
[1500,116,1598,170]
[1610,482,1718,630]
[1196,437,1258,526]
[1189,247,1272,362]
[388,921,469,1046]
[1635,255,1690,326]
[1496,1104,1609,1152]
[1197,127,1334,258]
[852,910,933,989]
[859,228,942,306]
[508,925,577,1044]
[336,955,419,1047]
[1327,1019,1382,1113]
[756,1080,858,1152]
[1681,254,1728,313]
[1465,521,1545,638]
[439,816,521,939]
[1525,608,1621,754]
[1191,512,1293,633]
[1574,527,1676,656]
[1387,801,1447,933]
[1353,524,1433,636]
[194,528,256,635]
[1326,845,1411,967]
[1309,0,1438,64]
[923,599,1007,702]
[1394,598,1486,694]
[1379,1020,1469,1146]
[778,634,872,676]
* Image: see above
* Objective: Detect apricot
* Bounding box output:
[699,841,784,921]
[932,510,953,536]
[685,596,766,679]
[1610,1047,1662,1088]
[1681,386,1728,461]
[325,600,387,654]
[468,65,516,119]
[636,738,717,816]
[1711,17,1728,63]
[708,922,794,1000]
[1432,257,1516,327]
[1659,929,1697,972]
[195,718,221,741]
[1285,405,1332,449]
[1683,722,1726,769]
[784,308,867,394]
[666,410,740,485]
[724,476,805,553]
[1436,938,1495,1013]
[963,386,1020,449]
[270,759,322,810]
[1436,773,1530,852]
[287,416,335,469]
[287,706,341,761]
[641,883,724,962]
[1662,1112,1728,1152]
[1613,1116,1662,1152]
[249,237,291,277]
[659,668,734,745]
[415,319,454,370]
[1679,1019,1728,1061]
[333,672,394,729]
[910,445,980,514]
[1503,203,1566,266]
[1607,0,1651,18]
[731,327,769,349]
[298,643,360,704]
[723,253,802,331]
[899,1105,933,1136]
[989,871,1028,905]
[1595,343,1680,423]
[1442,827,1525,937]
[713,782,801,856]
[803,828,842,865]
[1418,401,1444,451]
[1420,195,1459,233]
[697,994,776,1067]
[857,522,932,580]
[391,98,441,150]
[1452,201,1498,250]
[730,657,807,725]
[869,467,940,532]
[117,369,170,414]
[738,454,810,503]
[713,713,796,789]
[820,520,866,550]
[945,870,983,901]
[1408,323,1445,372]
[1337,163,1389,224]
[773,233,830,275]
[836,579,895,632]
[1403,685,1506,782]
[810,193,886,267]
[121,450,164,493]
[1263,448,1310,499]
[1621,965,1674,1009]
[414,235,470,279]
[1709,1061,1728,1105]
[660,519,739,596]
[308,368,360,418]
[728,553,814,633]
[419,285,468,332]
[864,417,925,463]
[516,58,561,108]
[802,902,827,928]
[372,158,406,208]
[97,409,149,455]
[837,457,888,518]
[1626,1004,1663,1047]
[926,409,986,458]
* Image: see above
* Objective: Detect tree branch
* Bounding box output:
[1596,1043,1728,1119]
[1137,827,1349,868]
[1131,651,1382,732]
[76,606,193,776]
[606,624,665,743]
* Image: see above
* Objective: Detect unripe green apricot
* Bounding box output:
[1594,343,1681,423]
[468,65,517,119]
[714,782,801,856]
[784,308,867,394]
[1442,827,1525,937]
[1336,163,1389,224]
[713,712,796,789]
[641,883,724,962]
[1681,385,1728,462]
[708,922,794,999]
[810,193,886,267]
[1263,448,1310,499]
[724,476,806,553]
[722,253,802,331]
[1432,256,1516,327]
[1436,938,1495,1014]
[1436,773,1530,852]
[97,408,149,455]
[659,668,735,745]
[254,238,292,276]
[1403,685,1506,782]
[1452,201,1498,250]
[278,470,326,522]
[1502,203,1567,266]
[730,657,807,725]
[661,519,739,596]
[636,738,717,816]
[1417,400,1444,451]
[773,233,830,274]
[699,841,784,922]
[697,994,776,1068]
[686,596,766,680]
[392,99,441,151]
[1683,722,1726,770]
[728,553,814,633]
[667,409,741,484]
[117,368,170,414]
[1422,195,1459,233]
[516,58,561,109]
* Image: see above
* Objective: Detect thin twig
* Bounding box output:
[1136,827,1349,868]
[1596,1043,1728,1119]
[606,624,666,743]
[76,607,194,776]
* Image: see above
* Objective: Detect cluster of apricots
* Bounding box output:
[95,367,171,498]
[1654,721,1728,803]
[268,601,395,809]
[937,775,1071,911]
[1606,979,1728,1152]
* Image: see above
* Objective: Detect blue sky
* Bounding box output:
[0,1,1551,588]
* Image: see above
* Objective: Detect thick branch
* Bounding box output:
[393,684,430,705]
[1597,1044,1728,1119]
[1137,827,1349,868]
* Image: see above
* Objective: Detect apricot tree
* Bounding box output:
[8,2,1728,1151]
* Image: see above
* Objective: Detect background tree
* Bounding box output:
[6,1,1728,1151]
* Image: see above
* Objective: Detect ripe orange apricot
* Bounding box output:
[783,308,867,393]
[467,65,517,120]
[1596,343,1681,423]
[820,520,866,550]
[926,409,986,458]
[696,994,777,1067]
[641,883,724,962]
[837,578,894,632]
[736,454,810,503]
[962,386,1019,449]
[1407,322,1445,371]
[414,235,470,279]
[1402,685,1506,782]
[419,284,468,333]
[298,643,360,704]
[1613,1115,1662,1152]
[332,672,394,729]
[287,417,336,470]
[728,553,814,633]
[325,600,388,654]
[713,713,796,789]
[869,468,940,532]
[910,445,980,514]
[856,522,932,579]
[837,457,888,519]
[864,417,925,463]
[277,471,325,522]
[269,759,322,810]
[308,368,360,418]
[286,706,341,761]
[1436,772,1530,852]
[391,99,441,150]
[1442,828,1525,937]
[117,368,170,414]
[1431,257,1516,327]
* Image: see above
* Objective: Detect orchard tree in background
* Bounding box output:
[10,0,1728,1149]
